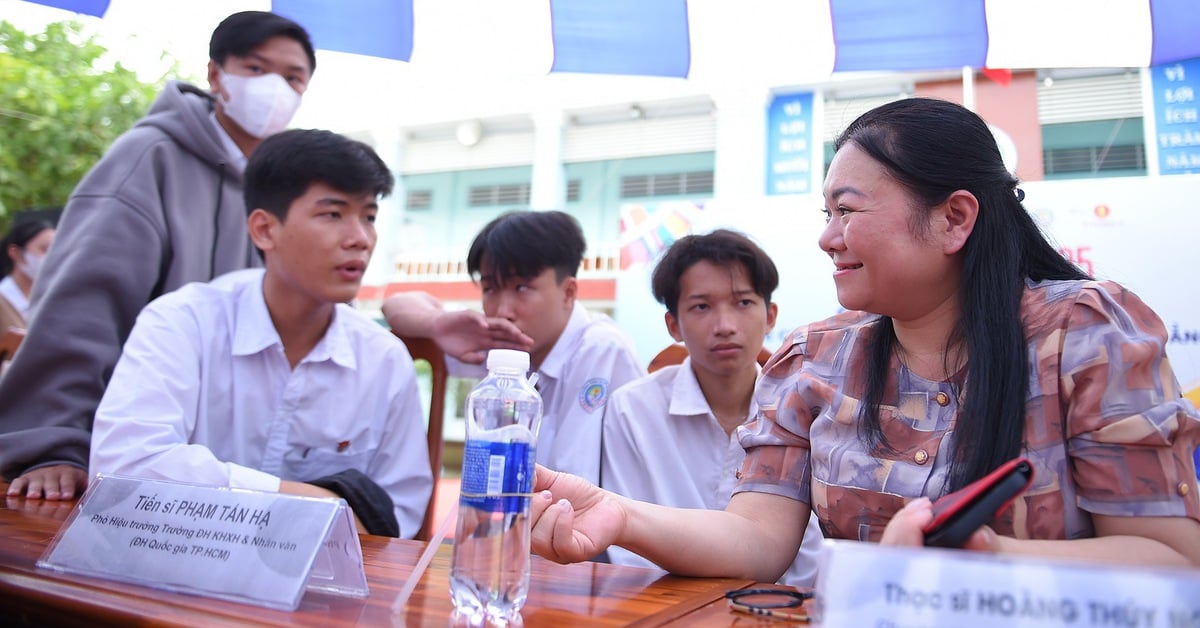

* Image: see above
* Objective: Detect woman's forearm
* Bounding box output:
[619,491,808,583]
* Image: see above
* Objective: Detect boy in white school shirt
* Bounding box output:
[382,210,645,487]
[599,229,823,586]
[89,129,432,538]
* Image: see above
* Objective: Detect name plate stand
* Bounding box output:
[814,540,1200,627]
[38,474,368,611]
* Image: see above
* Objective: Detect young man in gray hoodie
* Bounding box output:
[0,11,316,499]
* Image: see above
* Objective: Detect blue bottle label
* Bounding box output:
[459,440,535,514]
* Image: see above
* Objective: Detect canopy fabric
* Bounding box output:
[272,0,1200,82]
[22,0,109,16]
[22,0,1200,84]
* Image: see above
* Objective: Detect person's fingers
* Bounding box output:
[549,499,577,563]
[533,465,553,491]
[530,490,553,522]
[24,475,47,500]
[459,349,487,364]
[486,319,533,343]
[530,495,563,559]
[56,475,72,499]
[7,477,28,497]
[60,468,85,498]
[963,525,998,553]
[880,496,932,546]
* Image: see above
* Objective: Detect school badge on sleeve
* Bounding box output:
[578,378,608,413]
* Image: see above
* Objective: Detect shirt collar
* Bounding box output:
[534,301,588,382]
[668,356,761,420]
[230,272,356,369]
[209,111,247,173]
[0,276,28,316]
[668,356,715,417]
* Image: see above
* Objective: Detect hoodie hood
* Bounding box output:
[135,80,243,184]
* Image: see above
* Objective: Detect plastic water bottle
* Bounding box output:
[450,349,543,626]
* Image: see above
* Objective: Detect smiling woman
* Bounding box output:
[525,97,1200,583]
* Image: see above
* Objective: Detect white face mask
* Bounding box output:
[218,71,302,139]
[21,251,44,280]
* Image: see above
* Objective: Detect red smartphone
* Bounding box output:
[921,457,1034,548]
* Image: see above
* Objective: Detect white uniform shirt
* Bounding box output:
[600,357,823,587]
[90,269,433,538]
[0,275,28,317]
[209,112,248,173]
[449,302,644,484]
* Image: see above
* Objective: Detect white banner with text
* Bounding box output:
[815,539,1200,627]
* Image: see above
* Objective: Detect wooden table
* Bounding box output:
[0,486,788,626]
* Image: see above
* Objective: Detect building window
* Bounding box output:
[406,189,433,211]
[465,180,581,206]
[468,183,531,207]
[1041,118,1147,179]
[1043,145,1146,175]
[619,171,714,198]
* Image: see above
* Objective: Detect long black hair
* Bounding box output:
[836,98,1090,491]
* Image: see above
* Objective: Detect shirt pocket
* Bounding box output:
[281,445,375,482]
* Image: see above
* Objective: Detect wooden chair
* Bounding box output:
[396,334,448,541]
[0,327,25,378]
[647,341,772,373]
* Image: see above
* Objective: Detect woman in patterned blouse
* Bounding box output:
[528,98,1200,579]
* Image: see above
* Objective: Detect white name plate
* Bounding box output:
[38,474,368,611]
[814,539,1200,627]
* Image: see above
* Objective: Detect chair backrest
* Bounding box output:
[647,341,772,373]
[0,327,26,377]
[396,334,448,541]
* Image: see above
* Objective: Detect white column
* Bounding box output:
[962,66,977,112]
[365,126,407,287]
[529,109,566,211]
[1140,67,1161,177]
[712,88,770,207]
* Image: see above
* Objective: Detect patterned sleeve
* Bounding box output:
[733,327,816,503]
[1062,282,1200,521]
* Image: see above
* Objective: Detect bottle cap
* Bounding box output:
[486,349,530,372]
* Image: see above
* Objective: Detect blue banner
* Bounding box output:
[550,0,690,78]
[271,0,414,62]
[22,0,108,16]
[830,0,987,72]
[1151,57,1200,175]
[765,92,814,196]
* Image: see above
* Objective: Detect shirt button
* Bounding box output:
[914,450,929,465]
[935,392,951,406]
[1180,482,1192,497]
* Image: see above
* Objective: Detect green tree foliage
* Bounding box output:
[0,20,168,231]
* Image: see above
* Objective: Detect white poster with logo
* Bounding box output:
[1021,175,1200,400]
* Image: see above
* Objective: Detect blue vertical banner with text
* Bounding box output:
[765,92,814,195]
[1151,57,1200,174]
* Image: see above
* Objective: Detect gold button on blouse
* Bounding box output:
[935,392,951,407]
[914,449,929,465]
[1180,482,1192,497]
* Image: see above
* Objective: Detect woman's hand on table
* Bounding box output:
[530,465,626,564]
